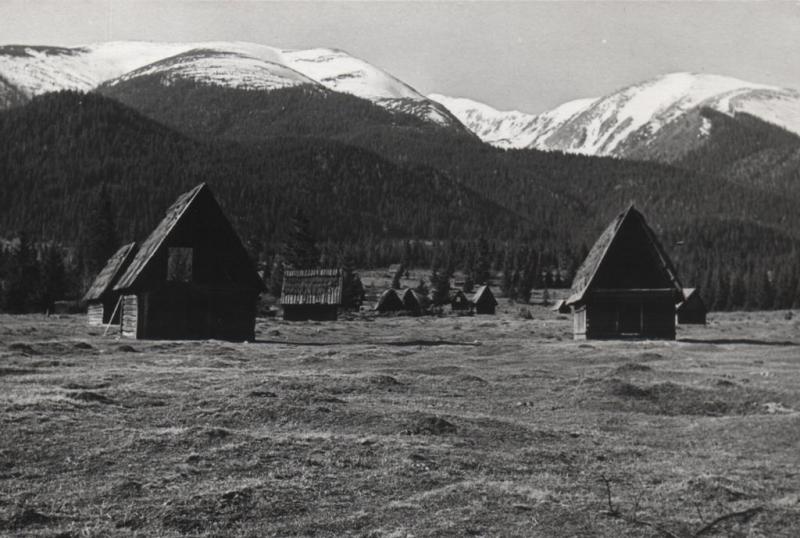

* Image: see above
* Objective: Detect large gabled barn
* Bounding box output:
[471,285,497,315]
[566,206,683,340]
[401,288,430,315]
[113,183,264,341]
[677,288,707,325]
[280,269,343,321]
[375,288,405,313]
[449,289,472,312]
[83,242,137,326]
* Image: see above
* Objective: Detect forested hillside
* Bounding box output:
[1,90,799,311]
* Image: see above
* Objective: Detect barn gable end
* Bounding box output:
[113,183,263,341]
[567,206,684,340]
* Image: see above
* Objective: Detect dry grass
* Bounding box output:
[1,308,799,536]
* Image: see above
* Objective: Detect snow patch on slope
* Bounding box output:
[108,49,318,91]
[433,72,800,155]
[428,93,597,148]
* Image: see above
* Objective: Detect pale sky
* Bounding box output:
[2,1,799,113]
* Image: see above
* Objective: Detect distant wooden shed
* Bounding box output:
[82,242,137,326]
[566,206,683,340]
[113,183,264,341]
[472,285,497,315]
[401,288,430,315]
[375,288,405,313]
[280,269,343,321]
[677,288,707,325]
[449,289,472,311]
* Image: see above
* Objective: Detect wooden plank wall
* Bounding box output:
[121,295,138,339]
[87,303,104,326]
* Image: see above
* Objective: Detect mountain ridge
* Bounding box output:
[0,40,463,129]
[432,72,800,162]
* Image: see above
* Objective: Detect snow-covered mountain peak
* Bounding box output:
[428,93,598,149]
[433,71,800,157]
[280,47,425,101]
[0,40,460,126]
[105,48,318,91]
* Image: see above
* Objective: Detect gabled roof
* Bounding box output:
[114,183,264,292]
[681,288,697,301]
[114,184,205,291]
[82,242,137,302]
[281,269,342,305]
[567,205,682,305]
[375,288,404,310]
[471,285,497,305]
[401,288,430,308]
[448,289,468,300]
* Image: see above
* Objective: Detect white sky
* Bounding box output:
[1,1,799,113]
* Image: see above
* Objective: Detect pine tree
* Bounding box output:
[3,235,41,313]
[81,185,118,281]
[391,264,404,290]
[729,271,746,310]
[756,270,775,310]
[268,256,285,298]
[283,209,319,269]
[40,245,67,312]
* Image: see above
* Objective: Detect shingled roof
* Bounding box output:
[113,183,263,293]
[472,285,497,306]
[566,205,682,305]
[114,184,205,291]
[280,269,343,305]
[82,242,137,302]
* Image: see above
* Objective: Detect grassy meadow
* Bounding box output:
[1,305,799,537]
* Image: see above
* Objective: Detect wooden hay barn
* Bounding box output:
[449,289,472,311]
[401,288,430,315]
[113,183,265,341]
[375,288,405,313]
[82,242,137,326]
[280,269,342,321]
[472,285,498,315]
[677,288,707,325]
[566,206,683,340]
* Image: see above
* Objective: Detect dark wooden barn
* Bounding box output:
[566,206,684,340]
[113,183,264,341]
[401,288,430,315]
[375,288,405,312]
[280,269,343,321]
[83,242,137,326]
[449,289,472,312]
[677,288,707,325]
[472,285,498,315]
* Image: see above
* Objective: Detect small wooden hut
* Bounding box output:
[280,269,343,321]
[472,285,498,315]
[449,289,472,312]
[677,288,707,325]
[401,288,430,315]
[83,242,137,326]
[375,288,405,312]
[113,183,265,341]
[566,206,683,340]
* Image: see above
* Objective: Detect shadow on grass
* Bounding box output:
[679,338,799,347]
[253,339,482,347]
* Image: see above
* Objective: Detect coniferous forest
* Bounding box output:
[1,88,799,312]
